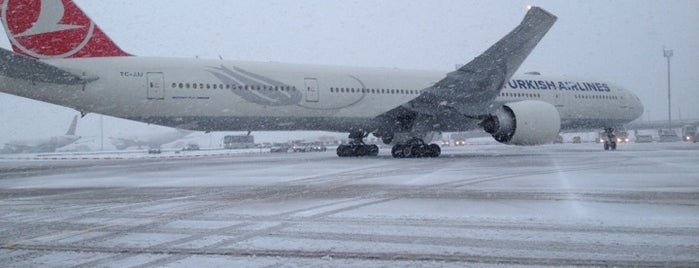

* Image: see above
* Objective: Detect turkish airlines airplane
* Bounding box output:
[1,115,80,154]
[110,129,192,150]
[0,1,643,158]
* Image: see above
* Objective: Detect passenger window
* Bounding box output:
[193,83,197,89]
[171,83,177,88]
[179,83,183,88]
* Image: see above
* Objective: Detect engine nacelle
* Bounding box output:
[482,100,561,145]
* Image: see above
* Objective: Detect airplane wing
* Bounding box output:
[0,48,96,85]
[375,7,557,133]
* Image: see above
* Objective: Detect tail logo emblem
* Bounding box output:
[2,0,95,58]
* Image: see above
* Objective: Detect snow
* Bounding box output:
[0,142,698,267]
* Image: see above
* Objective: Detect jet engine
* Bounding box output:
[481,100,560,145]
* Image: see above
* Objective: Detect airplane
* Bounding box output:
[110,129,192,150]
[0,1,643,158]
[0,115,80,154]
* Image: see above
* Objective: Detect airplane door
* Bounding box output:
[553,92,565,107]
[305,78,319,102]
[553,92,566,118]
[147,72,165,100]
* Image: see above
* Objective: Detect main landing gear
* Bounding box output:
[391,138,441,158]
[337,132,379,157]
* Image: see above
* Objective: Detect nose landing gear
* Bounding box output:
[336,131,380,157]
[603,128,617,151]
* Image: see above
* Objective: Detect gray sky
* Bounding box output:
[1,0,697,143]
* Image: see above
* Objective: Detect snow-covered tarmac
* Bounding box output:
[0,143,698,267]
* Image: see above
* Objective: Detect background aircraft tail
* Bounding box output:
[0,0,130,59]
[65,115,78,136]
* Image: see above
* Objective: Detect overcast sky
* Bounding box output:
[1,0,697,144]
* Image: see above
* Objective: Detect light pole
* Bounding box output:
[663,48,673,126]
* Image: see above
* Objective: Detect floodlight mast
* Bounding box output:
[663,48,673,126]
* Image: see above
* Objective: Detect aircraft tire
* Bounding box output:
[429,144,441,158]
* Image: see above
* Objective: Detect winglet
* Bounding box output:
[65,115,78,136]
[462,6,557,78]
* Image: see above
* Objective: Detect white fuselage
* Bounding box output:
[0,57,644,132]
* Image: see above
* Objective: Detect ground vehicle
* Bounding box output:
[572,136,582,143]
[293,142,327,152]
[658,129,680,142]
[270,143,291,153]
[183,143,200,151]
[635,135,653,143]
[615,131,630,143]
[454,139,466,146]
[554,135,563,144]
[681,125,697,142]
[309,143,327,152]
[292,143,310,152]
[224,135,255,149]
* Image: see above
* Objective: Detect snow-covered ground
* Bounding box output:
[0,142,697,267]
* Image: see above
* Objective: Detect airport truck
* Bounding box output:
[681,125,697,143]
[658,129,680,142]
[223,135,255,149]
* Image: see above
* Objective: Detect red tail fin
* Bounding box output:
[0,0,130,59]
[65,115,78,136]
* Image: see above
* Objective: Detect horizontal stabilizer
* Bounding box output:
[0,48,90,85]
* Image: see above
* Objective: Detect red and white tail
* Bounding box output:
[0,0,130,59]
[65,115,78,136]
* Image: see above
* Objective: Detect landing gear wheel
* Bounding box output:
[336,145,351,157]
[368,145,379,156]
[403,146,415,158]
[429,144,441,158]
[391,139,442,158]
[382,136,393,145]
[356,145,368,156]
[337,131,381,157]
[391,145,403,158]
[611,142,617,150]
[604,142,610,151]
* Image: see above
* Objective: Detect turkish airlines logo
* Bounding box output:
[2,0,95,58]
